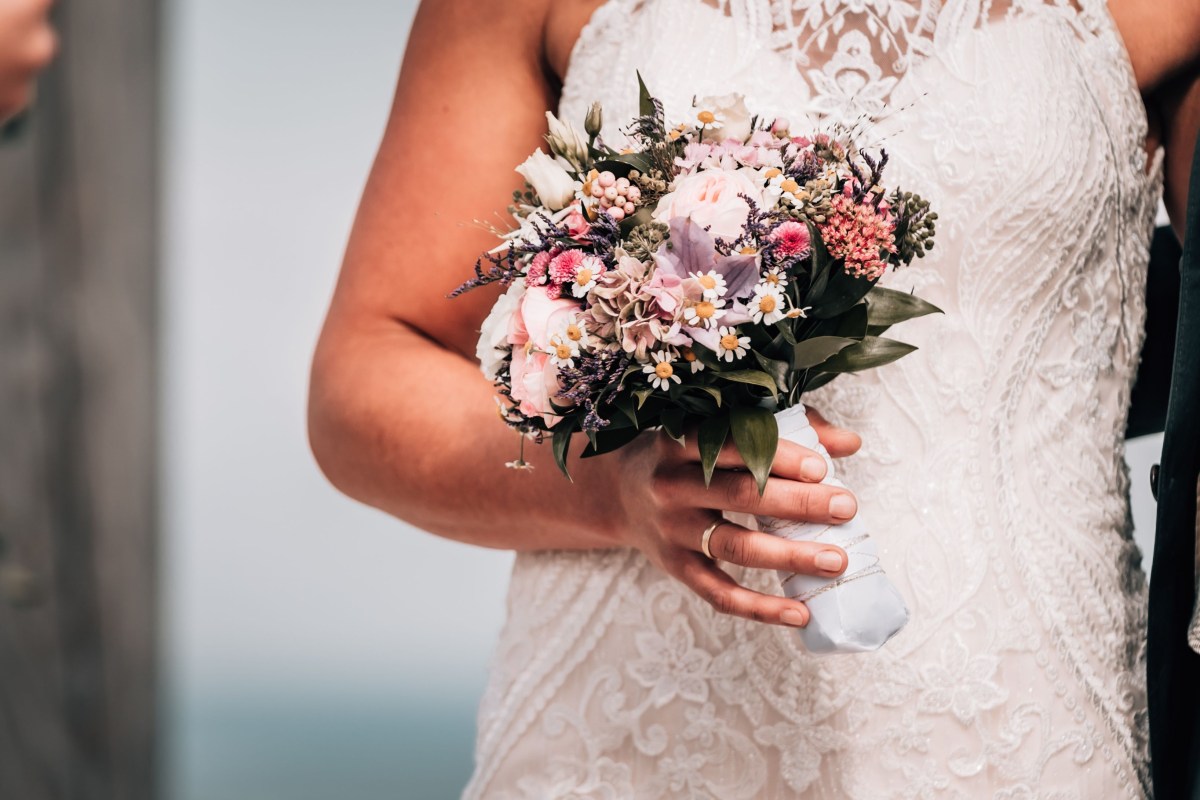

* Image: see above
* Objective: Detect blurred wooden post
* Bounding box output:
[0,0,159,798]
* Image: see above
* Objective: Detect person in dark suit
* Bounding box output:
[1146,111,1200,797]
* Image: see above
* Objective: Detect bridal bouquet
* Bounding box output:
[455,78,938,654]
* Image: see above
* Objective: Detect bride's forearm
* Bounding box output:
[308,320,624,551]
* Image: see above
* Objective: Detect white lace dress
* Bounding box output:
[465,1,1162,797]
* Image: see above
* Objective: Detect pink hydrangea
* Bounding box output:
[769,220,812,259]
[819,192,897,281]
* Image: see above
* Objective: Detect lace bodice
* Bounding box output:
[466,1,1163,797]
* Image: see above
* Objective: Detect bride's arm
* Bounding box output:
[308,0,861,625]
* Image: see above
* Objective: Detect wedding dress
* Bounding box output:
[465,1,1162,796]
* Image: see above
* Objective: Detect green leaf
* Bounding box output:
[634,388,654,409]
[729,407,778,495]
[801,371,837,393]
[580,426,642,457]
[613,396,639,427]
[694,385,723,408]
[818,336,917,373]
[810,265,876,319]
[718,369,779,397]
[753,352,791,393]
[698,415,730,488]
[833,301,870,340]
[805,222,834,302]
[551,424,574,481]
[660,406,687,443]
[792,336,858,369]
[597,155,654,177]
[865,285,943,326]
[637,71,655,118]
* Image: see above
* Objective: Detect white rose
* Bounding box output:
[695,93,753,143]
[476,280,526,380]
[653,167,766,240]
[516,149,577,211]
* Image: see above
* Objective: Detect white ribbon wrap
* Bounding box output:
[755,404,909,654]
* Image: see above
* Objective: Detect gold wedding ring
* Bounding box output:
[701,520,724,560]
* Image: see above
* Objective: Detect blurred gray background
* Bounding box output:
[161,2,512,798]
[158,1,1164,798]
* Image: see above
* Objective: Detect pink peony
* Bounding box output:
[506,286,580,422]
[653,167,765,241]
[770,220,812,259]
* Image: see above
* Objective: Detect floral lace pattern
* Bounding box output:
[466,1,1162,796]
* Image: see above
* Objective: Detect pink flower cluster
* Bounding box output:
[526,247,607,299]
[819,189,897,281]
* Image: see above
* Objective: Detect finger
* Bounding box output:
[805,407,861,458]
[700,520,847,576]
[677,433,827,482]
[678,469,858,523]
[671,549,810,627]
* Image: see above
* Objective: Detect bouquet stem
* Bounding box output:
[755,404,909,654]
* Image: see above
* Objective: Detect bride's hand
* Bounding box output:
[609,408,862,628]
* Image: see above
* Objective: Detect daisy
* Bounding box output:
[715,326,751,362]
[571,255,606,298]
[557,314,591,351]
[750,284,787,325]
[546,333,580,369]
[761,267,789,288]
[682,298,726,329]
[680,347,705,373]
[689,269,727,300]
[643,350,682,391]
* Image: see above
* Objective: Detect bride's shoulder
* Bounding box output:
[544,0,611,83]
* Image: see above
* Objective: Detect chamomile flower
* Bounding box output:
[557,314,591,350]
[761,267,789,288]
[682,298,726,329]
[571,255,606,298]
[695,107,725,128]
[689,270,727,300]
[750,284,787,325]
[715,326,751,362]
[680,347,705,373]
[546,333,580,369]
[643,350,682,391]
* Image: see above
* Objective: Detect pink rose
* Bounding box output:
[564,206,590,239]
[653,167,765,241]
[506,286,579,423]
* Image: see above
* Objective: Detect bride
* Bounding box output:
[309,1,1200,796]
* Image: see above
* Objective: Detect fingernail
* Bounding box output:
[815,550,844,573]
[800,457,826,481]
[829,494,856,519]
[780,607,808,627]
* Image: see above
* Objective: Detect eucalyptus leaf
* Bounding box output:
[866,285,943,326]
[819,336,917,373]
[698,415,730,488]
[730,407,779,495]
[718,369,779,397]
[792,336,858,369]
